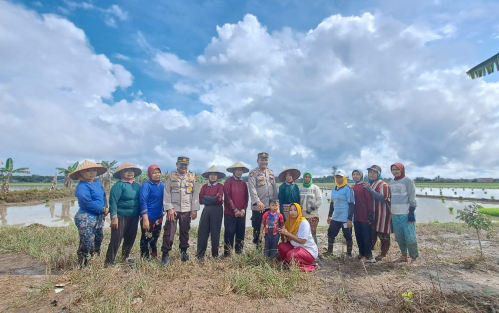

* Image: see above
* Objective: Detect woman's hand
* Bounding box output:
[327,217,332,224]
[190,210,197,220]
[110,217,118,230]
[346,220,353,228]
[142,215,150,230]
[279,227,289,236]
[103,208,109,216]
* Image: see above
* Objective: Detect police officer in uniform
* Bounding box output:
[161,156,200,266]
[248,152,278,246]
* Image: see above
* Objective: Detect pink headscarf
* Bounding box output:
[391,162,405,181]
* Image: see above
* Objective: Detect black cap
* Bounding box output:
[367,165,381,173]
[177,156,190,164]
[258,152,269,159]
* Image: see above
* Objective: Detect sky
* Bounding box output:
[1,0,499,178]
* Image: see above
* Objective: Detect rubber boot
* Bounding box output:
[161,252,170,266]
[346,241,353,258]
[323,239,334,257]
[181,249,189,262]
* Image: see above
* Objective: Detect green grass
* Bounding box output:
[479,207,499,217]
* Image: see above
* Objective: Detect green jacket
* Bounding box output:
[109,181,141,218]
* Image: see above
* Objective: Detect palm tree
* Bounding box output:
[98,160,118,194]
[0,158,30,193]
[56,161,79,189]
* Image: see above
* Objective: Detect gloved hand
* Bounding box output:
[203,195,218,205]
[408,207,416,223]
[368,213,375,224]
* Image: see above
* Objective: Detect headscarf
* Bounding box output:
[334,175,348,189]
[284,203,307,236]
[147,164,161,184]
[367,169,382,184]
[352,169,364,184]
[391,162,405,181]
[302,171,313,188]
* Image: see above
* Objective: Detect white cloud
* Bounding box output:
[1,2,499,178]
[62,1,127,27]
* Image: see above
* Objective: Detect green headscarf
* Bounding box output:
[302,171,313,188]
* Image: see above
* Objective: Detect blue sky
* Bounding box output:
[1,0,499,177]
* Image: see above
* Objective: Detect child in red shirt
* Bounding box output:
[259,199,285,258]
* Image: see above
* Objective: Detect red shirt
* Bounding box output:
[223,177,249,216]
[352,183,374,222]
[199,183,224,205]
[262,211,284,235]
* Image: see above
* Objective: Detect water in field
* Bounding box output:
[1,192,499,227]
[416,187,499,200]
[9,184,64,191]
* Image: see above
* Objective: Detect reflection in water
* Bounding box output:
[1,193,499,227]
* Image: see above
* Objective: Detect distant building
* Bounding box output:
[477,178,494,183]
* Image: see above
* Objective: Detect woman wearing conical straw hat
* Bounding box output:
[278,168,301,220]
[196,165,226,259]
[104,162,142,265]
[223,161,249,256]
[71,160,108,268]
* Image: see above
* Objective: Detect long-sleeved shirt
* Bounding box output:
[390,177,416,215]
[248,167,277,210]
[278,183,300,211]
[199,182,224,205]
[109,181,141,219]
[370,180,391,234]
[351,183,374,222]
[223,176,249,216]
[139,180,165,219]
[75,180,106,216]
[163,171,200,212]
[299,184,322,218]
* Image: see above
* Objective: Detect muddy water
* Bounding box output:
[1,192,499,227]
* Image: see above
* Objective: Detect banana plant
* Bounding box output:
[56,161,79,189]
[1,158,30,193]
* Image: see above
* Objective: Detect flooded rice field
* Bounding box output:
[1,188,498,227]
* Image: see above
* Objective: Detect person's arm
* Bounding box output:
[223,180,234,212]
[163,177,174,211]
[191,180,201,211]
[75,184,105,215]
[347,188,354,221]
[364,184,386,203]
[278,184,285,214]
[407,179,416,223]
[199,184,206,204]
[248,173,260,207]
[216,184,224,204]
[280,226,306,244]
[314,185,322,210]
[109,183,122,219]
[139,184,149,217]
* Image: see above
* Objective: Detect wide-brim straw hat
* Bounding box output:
[202,165,226,179]
[226,161,249,173]
[278,168,301,182]
[113,162,142,179]
[69,160,107,180]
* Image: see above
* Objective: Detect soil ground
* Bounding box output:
[0,223,498,312]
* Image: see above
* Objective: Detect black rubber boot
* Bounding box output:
[181,249,189,262]
[323,240,334,257]
[161,253,170,266]
[346,241,353,258]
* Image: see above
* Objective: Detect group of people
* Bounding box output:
[71,152,419,272]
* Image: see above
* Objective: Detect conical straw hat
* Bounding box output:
[113,162,142,179]
[226,161,249,173]
[69,160,107,180]
[278,168,301,182]
[202,165,226,179]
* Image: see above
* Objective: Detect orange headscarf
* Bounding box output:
[284,203,307,236]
